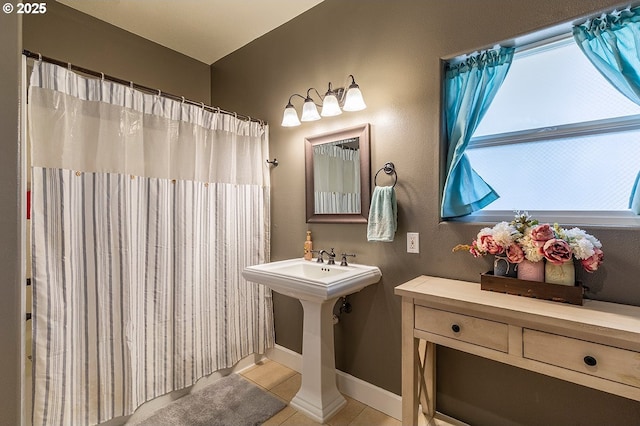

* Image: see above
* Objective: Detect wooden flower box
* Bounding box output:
[480,272,584,305]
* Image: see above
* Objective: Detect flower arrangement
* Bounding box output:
[453,212,604,272]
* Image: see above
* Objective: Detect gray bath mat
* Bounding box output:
[135,374,286,426]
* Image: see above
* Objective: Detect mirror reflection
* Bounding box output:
[313,137,360,214]
[305,124,370,223]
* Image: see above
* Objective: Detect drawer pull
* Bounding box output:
[583,355,597,367]
[451,324,461,333]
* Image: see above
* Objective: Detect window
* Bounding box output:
[461,36,640,226]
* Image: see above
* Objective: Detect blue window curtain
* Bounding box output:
[441,47,514,218]
[573,6,640,214]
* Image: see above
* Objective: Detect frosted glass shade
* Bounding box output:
[301,99,321,121]
[321,94,342,117]
[281,105,301,127]
[343,87,366,111]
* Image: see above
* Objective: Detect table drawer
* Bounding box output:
[523,329,640,388]
[415,306,509,352]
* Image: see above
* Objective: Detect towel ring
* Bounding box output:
[374,162,397,188]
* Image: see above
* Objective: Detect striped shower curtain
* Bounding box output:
[313,143,360,214]
[28,61,274,425]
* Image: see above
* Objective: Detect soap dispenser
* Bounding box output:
[303,231,313,260]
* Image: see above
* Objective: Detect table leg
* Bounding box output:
[402,297,419,425]
[419,340,436,418]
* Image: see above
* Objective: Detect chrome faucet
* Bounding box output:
[313,248,336,264]
[313,249,328,263]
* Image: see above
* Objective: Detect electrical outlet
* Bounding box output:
[407,232,419,253]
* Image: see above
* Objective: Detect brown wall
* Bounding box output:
[210,0,640,424]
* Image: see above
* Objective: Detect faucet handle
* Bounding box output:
[327,248,337,265]
[340,253,356,266]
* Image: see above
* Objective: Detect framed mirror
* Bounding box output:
[305,124,370,223]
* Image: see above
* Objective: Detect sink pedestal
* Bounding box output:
[289,297,346,423]
[242,258,382,422]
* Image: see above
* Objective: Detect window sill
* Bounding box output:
[446,210,640,229]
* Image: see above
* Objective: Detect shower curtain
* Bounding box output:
[313,144,360,214]
[28,61,274,425]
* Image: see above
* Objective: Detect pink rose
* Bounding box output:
[470,240,482,257]
[478,234,505,255]
[581,247,603,273]
[541,238,573,265]
[530,224,555,246]
[506,243,524,263]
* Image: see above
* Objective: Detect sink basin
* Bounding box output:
[242,258,382,302]
[242,257,382,422]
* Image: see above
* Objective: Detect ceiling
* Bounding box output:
[57,0,324,64]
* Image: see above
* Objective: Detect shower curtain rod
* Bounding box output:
[22,49,267,126]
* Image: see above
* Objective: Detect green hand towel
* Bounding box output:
[367,186,397,242]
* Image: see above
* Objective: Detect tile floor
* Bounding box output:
[240,359,401,426]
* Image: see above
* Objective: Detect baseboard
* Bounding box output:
[265,344,302,372]
[428,412,470,426]
[266,344,402,421]
[336,368,402,421]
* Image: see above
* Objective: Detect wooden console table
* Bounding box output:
[395,275,640,425]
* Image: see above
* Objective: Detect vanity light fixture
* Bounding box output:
[281,75,366,127]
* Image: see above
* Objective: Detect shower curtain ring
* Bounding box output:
[37,53,42,62]
[100,72,104,81]
[157,89,161,97]
[67,62,72,70]
[181,96,185,104]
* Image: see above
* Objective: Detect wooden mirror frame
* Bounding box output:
[305,123,371,223]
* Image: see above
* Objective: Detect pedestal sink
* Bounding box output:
[242,258,382,422]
